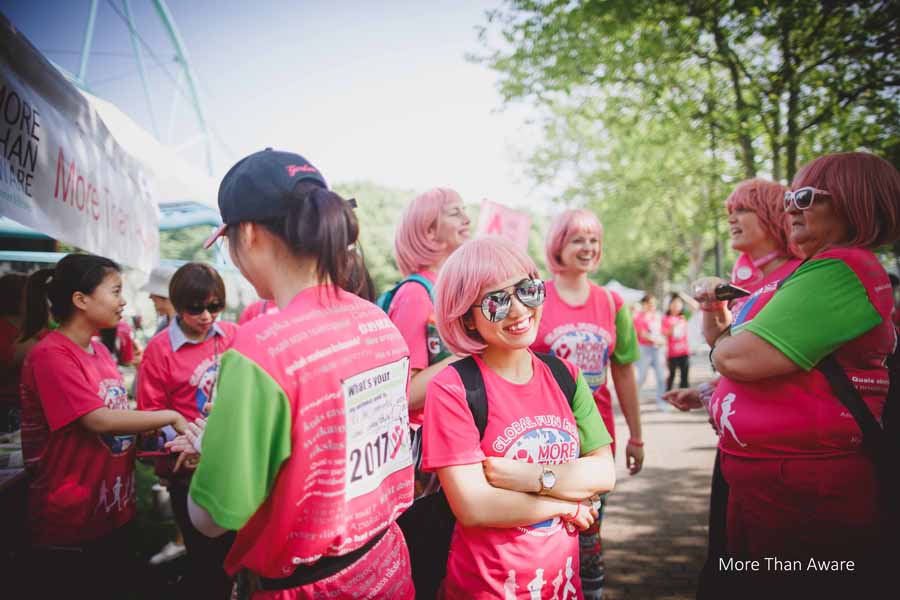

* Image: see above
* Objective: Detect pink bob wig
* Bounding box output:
[394,188,463,277]
[435,237,540,356]
[792,152,900,249]
[725,178,796,257]
[544,209,603,274]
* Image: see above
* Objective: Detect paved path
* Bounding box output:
[602,356,718,600]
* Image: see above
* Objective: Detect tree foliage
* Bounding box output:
[475,0,900,289]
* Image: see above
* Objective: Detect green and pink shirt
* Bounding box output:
[711,247,894,458]
[189,286,414,594]
[532,281,639,447]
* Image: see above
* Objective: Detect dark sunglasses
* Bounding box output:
[184,301,224,315]
[784,187,831,211]
[473,278,545,323]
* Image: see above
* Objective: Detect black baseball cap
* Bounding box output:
[204,148,328,248]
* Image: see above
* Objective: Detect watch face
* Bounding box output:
[542,469,557,489]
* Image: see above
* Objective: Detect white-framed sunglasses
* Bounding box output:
[784,187,831,211]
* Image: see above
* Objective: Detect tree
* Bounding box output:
[475,0,899,285]
[333,181,414,294]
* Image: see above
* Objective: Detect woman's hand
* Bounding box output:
[170,411,189,435]
[483,457,541,493]
[692,277,728,312]
[625,442,644,475]
[561,498,597,533]
[166,418,206,472]
[663,387,703,411]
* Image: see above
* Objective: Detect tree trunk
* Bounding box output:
[781,9,799,181]
[710,11,757,179]
[770,96,783,182]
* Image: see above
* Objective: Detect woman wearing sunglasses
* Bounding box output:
[166,149,414,598]
[137,262,237,598]
[422,236,615,599]
[530,208,643,600]
[699,153,900,593]
[664,178,800,596]
[18,253,188,599]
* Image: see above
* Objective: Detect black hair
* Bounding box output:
[97,327,119,356]
[345,247,376,302]
[169,262,226,314]
[0,273,28,316]
[640,293,656,304]
[21,253,120,341]
[667,293,685,316]
[226,180,359,293]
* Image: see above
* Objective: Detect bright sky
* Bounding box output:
[5,0,544,210]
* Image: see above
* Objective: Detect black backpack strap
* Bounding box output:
[535,352,577,408]
[816,354,884,451]
[450,353,578,438]
[449,356,489,439]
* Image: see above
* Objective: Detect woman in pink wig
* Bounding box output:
[422,236,615,599]
[699,153,900,595]
[531,208,644,600]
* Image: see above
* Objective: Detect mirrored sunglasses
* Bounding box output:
[784,187,831,211]
[474,278,545,323]
[184,301,224,315]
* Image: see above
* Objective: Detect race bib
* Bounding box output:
[343,357,412,500]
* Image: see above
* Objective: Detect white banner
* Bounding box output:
[0,15,159,272]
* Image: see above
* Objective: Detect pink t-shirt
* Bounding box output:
[238,299,279,325]
[138,321,237,421]
[137,320,237,477]
[422,353,585,600]
[20,332,136,545]
[662,315,689,358]
[632,310,662,347]
[190,286,414,593]
[711,248,892,459]
[115,320,135,365]
[532,281,627,446]
[387,270,437,425]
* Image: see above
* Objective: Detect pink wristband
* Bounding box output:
[627,439,644,448]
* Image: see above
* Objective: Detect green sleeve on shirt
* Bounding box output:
[741,258,883,371]
[612,304,640,365]
[572,371,613,455]
[189,349,293,531]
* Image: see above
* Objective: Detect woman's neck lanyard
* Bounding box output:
[752,250,784,270]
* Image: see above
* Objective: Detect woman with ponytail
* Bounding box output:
[169,149,414,598]
[19,253,188,599]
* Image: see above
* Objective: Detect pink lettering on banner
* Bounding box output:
[53,147,105,223]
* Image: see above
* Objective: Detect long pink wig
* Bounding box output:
[544,209,603,274]
[792,152,900,249]
[435,237,540,355]
[394,188,463,277]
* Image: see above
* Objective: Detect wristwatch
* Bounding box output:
[537,466,557,495]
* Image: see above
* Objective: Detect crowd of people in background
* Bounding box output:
[1,149,898,599]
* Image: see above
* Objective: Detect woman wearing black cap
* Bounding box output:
[167,149,415,598]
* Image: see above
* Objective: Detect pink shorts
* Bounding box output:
[720,452,880,560]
